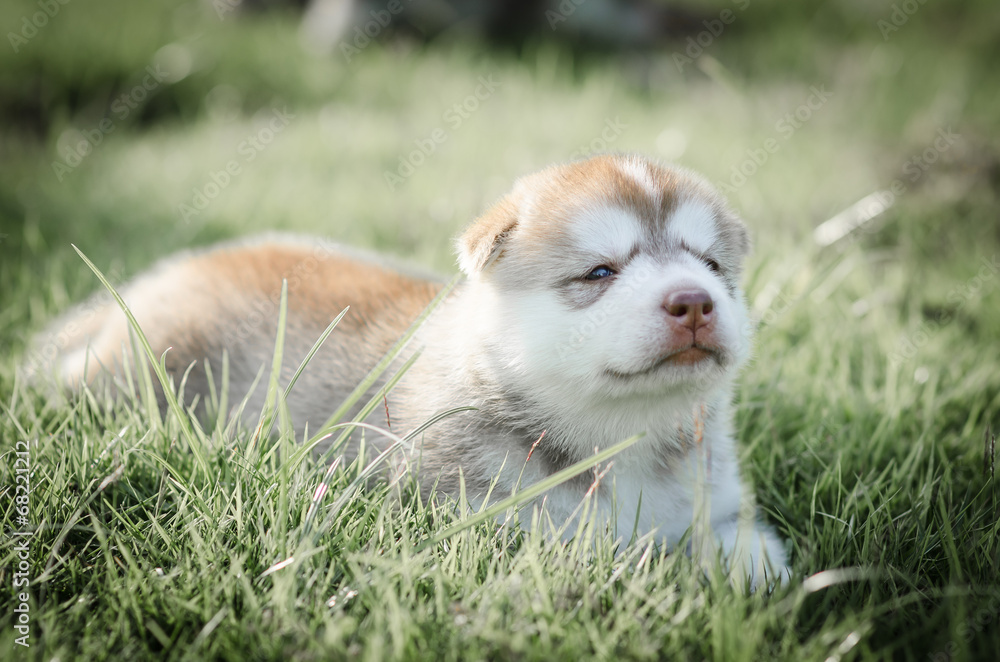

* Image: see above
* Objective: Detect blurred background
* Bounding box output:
[0,0,997,365]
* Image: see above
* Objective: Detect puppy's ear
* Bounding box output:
[715,206,751,270]
[456,188,522,276]
[733,217,751,257]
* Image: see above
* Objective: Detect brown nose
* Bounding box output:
[664,289,714,331]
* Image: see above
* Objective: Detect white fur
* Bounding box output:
[455,190,788,587]
[32,155,789,589]
[615,157,660,196]
[568,205,642,264]
[481,254,748,410]
[668,199,719,255]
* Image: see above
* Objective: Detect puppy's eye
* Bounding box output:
[704,257,721,273]
[584,265,616,281]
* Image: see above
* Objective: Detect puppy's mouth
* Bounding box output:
[605,344,724,380]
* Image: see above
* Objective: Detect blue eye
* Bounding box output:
[585,266,616,280]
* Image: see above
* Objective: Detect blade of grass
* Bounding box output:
[286,348,423,469]
[308,421,410,542]
[257,306,350,464]
[305,275,459,447]
[283,306,350,400]
[295,406,479,550]
[420,433,646,549]
[248,279,289,456]
[72,245,209,478]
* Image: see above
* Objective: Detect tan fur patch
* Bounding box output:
[455,154,750,284]
[193,244,442,352]
[457,191,522,275]
[455,154,748,300]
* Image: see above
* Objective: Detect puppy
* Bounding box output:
[27,153,790,585]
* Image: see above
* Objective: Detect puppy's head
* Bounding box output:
[457,154,751,400]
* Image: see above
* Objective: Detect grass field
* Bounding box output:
[2,0,999,660]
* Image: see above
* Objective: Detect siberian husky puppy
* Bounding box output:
[27,154,790,585]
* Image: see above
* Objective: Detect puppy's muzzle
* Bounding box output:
[660,288,722,365]
[663,288,714,333]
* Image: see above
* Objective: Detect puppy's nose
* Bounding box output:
[663,289,714,331]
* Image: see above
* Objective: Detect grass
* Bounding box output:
[1,0,999,659]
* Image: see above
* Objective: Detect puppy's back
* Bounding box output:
[25,234,444,431]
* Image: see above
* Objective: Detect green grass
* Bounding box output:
[2,0,999,659]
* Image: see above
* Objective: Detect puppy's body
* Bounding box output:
[28,154,789,584]
[39,237,444,431]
